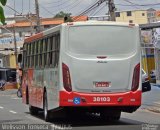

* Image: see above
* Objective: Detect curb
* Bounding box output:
[147,107,160,113]
[4,83,18,90]
[151,83,160,88]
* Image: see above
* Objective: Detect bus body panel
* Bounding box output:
[59,90,141,106]
[22,21,141,113]
[61,24,141,94]
[44,68,60,110]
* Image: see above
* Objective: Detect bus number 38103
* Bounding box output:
[93,97,111,102]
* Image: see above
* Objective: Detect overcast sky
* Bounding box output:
[4,0,160,18]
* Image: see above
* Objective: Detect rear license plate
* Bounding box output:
[94,82,111,87]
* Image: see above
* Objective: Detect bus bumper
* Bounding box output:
[59,91,141,107]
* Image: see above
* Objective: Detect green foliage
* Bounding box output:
[0,6,5,24]
[0,0,7,25]
[54,11,73,22]
[0,0,7,6]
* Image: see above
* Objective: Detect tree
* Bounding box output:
[54,11,73,22]
[0,0,7,25]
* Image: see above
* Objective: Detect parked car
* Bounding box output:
[142,69,151,93]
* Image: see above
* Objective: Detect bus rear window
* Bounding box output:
[68,26,138,55]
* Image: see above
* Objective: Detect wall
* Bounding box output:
[9,54,16,68]
[116,10,149,24]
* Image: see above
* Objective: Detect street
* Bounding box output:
[0,86,160,130]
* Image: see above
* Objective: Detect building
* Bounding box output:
[156,10,160,21]
[116,8,157,24]
[140,22,160,84]
[0,15,88,68]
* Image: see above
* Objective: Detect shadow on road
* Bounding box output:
[0,119,23,123]
[25,111,144,127]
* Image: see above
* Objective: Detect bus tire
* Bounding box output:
[101,110,121,121]
[26,87,29,104]
[29,105,38,115]
[43,92,50,122]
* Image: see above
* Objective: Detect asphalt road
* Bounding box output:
[0,86,160,130]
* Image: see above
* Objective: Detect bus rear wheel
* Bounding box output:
[101,110,121,121]
[29,105,39,115]
[43,92,50,122]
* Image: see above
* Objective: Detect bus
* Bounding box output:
[21,21,141,121]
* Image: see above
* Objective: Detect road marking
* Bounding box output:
[9,110,17,114]
[0,106,4,109]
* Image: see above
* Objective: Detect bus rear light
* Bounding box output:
[62,63,72,92]
[131,63,140,91]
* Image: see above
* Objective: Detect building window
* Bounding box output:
[127,11,132,16]
[116,12,120,17]
[142,13,145,16]
[129,20,133,23]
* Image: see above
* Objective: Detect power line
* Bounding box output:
[117,3,160,7]
[65,0,83,12]
[39,4,55,16]
[88,2,105,16]
[91,4,106,16]
[45,0,63,5]
[43,0,98,16]
[122,0,141,9]
[76,0,99,16]
[123,0,141,6]
[6,5,34,33]
[74,0,107,21]
[75,0,99,16]
[44,0,73,8]
[51,0,80,13]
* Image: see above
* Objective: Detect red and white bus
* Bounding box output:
[21,21,141,121]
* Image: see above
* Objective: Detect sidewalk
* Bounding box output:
[151,83,160,88]
[141,85,160,113]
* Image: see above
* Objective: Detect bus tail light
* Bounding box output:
[131,63,140,91]
[62,63,72,92]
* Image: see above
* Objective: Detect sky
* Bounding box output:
[4,0,160,18]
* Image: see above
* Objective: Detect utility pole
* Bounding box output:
[108,0,116,21]
[13,26,18,66]
[35,0,41,33]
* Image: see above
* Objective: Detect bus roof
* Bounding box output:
[24,21,139,43]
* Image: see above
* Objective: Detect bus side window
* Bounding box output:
[44,38,48,67]
[32,42,35,67]
[23,44,27,68]
[52,36,56,67]
[35,41,39,67]
[26,44,31,68]
[55,33,60,67]
[46,37,50,67]
[49,36,53,66]
[38,39,43,67]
